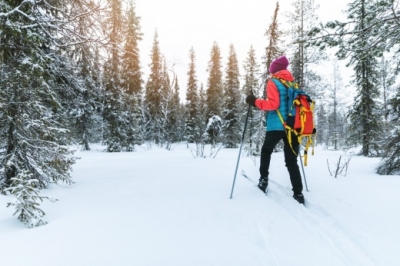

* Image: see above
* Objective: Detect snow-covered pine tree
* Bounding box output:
[341,0,384,156]
[102,0,137,152]
[0,0,97,225]
[165,76,183,148]
[120,1,144,150]
[242,46,263,156]
[92,45,106,144]
[202,76,222,148]
[371,2,400,173]
[0,0,78,192]
[122,1,143,97]
[262,2,286,151]
[205,115,222,148]
[6,171,57,228]
[185,48,200,144]
[316,104,328,147]
[176,78,187,143]
[195,83,208,157]
[378,57,396,126]
[317,66,350,148]
[68,0,104,151]
[159,57,175,148]
[316,60,347,149]
[221,44,241,148]
[264,1,285,79]
[197,83,212,157]
[206,42,224,120]
[102,0,123,151]
[198,83,209,146]
[308,0,399,156]
[329,60,351,149]
[377,84,400,175]
[287,0,325,100]
[144,31,164,145]
[309,0,400,59]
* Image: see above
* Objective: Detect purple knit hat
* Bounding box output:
[269,56,289,74]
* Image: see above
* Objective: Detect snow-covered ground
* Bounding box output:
[1,144,399,266]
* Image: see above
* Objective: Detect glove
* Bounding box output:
[245,94,257,107]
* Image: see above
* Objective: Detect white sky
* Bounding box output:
[134,0,351,98]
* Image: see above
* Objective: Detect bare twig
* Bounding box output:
[327,156,352,178]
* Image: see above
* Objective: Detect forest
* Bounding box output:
[0,0,399,226]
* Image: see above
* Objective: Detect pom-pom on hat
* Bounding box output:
[269,56,289,74]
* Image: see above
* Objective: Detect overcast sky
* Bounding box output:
[134,0,351,97]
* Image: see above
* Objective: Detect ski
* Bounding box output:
[240,170,268,195]
[241,170,306,206]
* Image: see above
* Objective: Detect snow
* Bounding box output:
[1,144,400,265]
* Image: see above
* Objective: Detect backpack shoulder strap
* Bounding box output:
[270,78,287,123]
[271,76,299,89]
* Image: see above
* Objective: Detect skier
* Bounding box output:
[245,56,305,204]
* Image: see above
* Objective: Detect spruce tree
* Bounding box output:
[102,0,133,152]
[121,2,143,96]
[316,104,329,146]
[0,0,77,189]
[326,60,351,150]
[185,48,200,144]
[145,32,164,144]
[243,46,263,155]
[221,44,241,148]
[308,0,398,156]
[206,42,224,120]
[287,0,324,100]
[377,85,400,174]
[159,57,174,147]
[261,2,286,151]
[166,76,183,147]
[120,1,144,149]
[0,0,95,225]
[378,57,396,125]
[264,1,285,78]
[198,83,208,143]
[6,171,57,228]
[68,0,104,151]
[92,45,105,143]
[309,0,400,58]
[343,0,383,156]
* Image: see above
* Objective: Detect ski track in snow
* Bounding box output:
[254,221,281,266]
[266,178,375,266]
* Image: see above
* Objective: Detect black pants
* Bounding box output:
[260,131,303,194]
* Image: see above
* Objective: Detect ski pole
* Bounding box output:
[230,104,251,199]
[298,152,309,192]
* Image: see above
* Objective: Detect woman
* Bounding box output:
[245,56,304,204]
